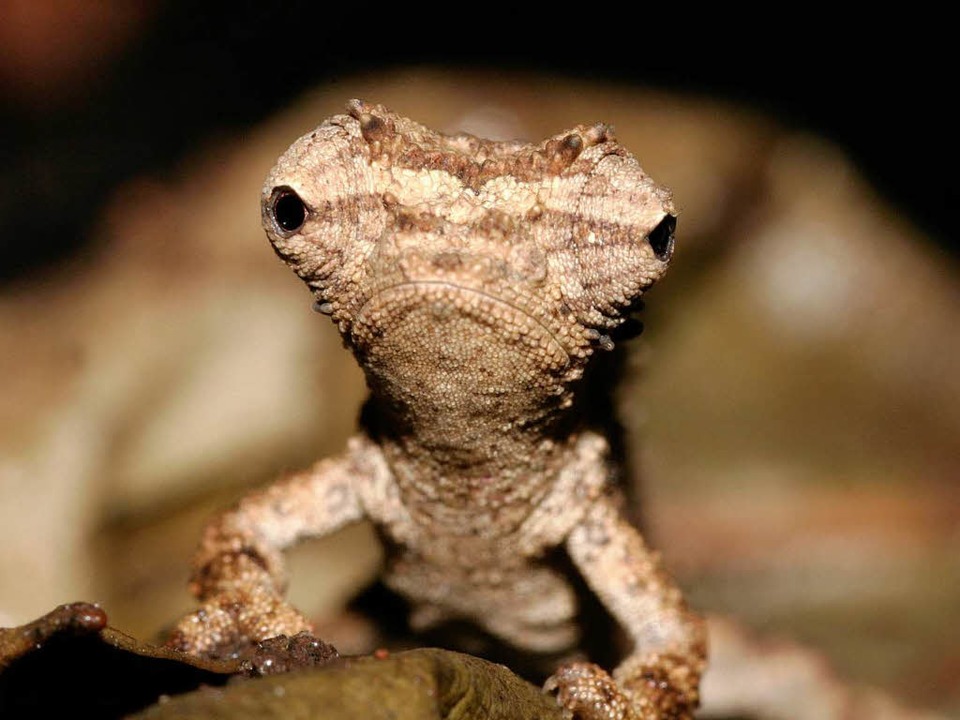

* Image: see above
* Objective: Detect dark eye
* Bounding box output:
[270,187,307,233]
[647,215,676,261]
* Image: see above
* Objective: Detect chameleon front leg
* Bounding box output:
[167,438,371,656]
[547,494,707,720]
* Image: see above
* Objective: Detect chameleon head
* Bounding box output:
[261,100,675,425]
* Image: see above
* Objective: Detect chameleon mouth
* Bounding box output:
[351,280,570,373]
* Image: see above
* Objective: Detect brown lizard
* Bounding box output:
[168,99,706,720]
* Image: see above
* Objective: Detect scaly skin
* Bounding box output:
[168,100,706,719]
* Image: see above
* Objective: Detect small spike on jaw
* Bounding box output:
[580,328,615,351]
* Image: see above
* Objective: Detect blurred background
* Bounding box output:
[1,1,956,717]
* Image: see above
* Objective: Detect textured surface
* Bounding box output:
[168,100,705,719]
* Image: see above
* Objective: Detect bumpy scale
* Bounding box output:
[169,100,706,720]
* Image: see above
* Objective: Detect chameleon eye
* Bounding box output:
[270,187,308,234]
[647,215,676,261]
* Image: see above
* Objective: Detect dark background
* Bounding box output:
[1,2,954,284]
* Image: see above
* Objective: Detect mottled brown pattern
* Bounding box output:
[169,100,704,718]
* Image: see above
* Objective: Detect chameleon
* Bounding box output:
[168,99,706,720]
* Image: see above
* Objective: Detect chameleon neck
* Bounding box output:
[362,392,581,533]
